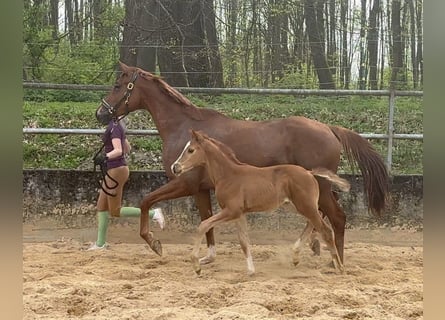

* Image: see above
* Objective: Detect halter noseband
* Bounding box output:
[101,71,139,121]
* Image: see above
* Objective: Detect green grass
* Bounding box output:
[23,95,423,174]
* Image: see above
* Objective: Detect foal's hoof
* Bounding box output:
[310,239,321,256]
[191,256,201,275]
[149,239,163,256]
[199,255,216,265]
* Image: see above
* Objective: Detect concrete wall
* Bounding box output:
[23,170,423,231]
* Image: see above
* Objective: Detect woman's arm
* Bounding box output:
[123,138,131,154]
[106,138,124,159]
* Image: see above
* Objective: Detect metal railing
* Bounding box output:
[23,82,423,172]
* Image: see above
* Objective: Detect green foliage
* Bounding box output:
[269,68,319,89]
[23,0,124,84]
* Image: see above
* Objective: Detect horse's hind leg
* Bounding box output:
[315,217,343,272]
[292,221,314,266]
[294,201,344,272]
[318,181,347,264]
[194,190,216,265]
[236,215,255,275]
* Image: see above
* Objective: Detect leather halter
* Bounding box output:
[100,71,139,121]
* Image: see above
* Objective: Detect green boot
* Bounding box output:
[87,211,109,250]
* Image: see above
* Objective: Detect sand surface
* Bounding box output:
[23,225,423,319]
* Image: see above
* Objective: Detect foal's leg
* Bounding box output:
[235,215,255,275]
[194,190,217,265]
[292,220,315,266]
[191,208,237,275]
[294,200,344,272]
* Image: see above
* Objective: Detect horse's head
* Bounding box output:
[171,129,207,176]
[95,61,144,125]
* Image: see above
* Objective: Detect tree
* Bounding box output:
[303,0,335,89]
[390,0,405,89]
[367,0,380,90]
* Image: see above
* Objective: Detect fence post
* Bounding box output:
[386,89,396,174]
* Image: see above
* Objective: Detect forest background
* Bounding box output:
[22,0,423,174]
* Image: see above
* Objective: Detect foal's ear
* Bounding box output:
[190,129,204,143]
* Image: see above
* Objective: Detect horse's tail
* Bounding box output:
[328,125,390,216]
[311,168,351,193]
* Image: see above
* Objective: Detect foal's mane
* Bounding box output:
[201,135,244,166]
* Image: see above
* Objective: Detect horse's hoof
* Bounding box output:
[195,268,201,276]
[149,239,163,256]
[292,258,300,267]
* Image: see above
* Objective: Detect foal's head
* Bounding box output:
[171,130,242,176]
[171,130,209,176]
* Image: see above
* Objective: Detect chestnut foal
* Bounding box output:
[172,130,350,275]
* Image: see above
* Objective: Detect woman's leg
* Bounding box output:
[89,166,164,250]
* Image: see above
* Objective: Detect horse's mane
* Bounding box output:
[139,70,193,106]
[202,135,244,166]
[138,69,215,121]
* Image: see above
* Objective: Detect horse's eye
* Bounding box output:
[113,84,120,90]
[188,148,194,154]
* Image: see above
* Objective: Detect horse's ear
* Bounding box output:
[118,61,130,72]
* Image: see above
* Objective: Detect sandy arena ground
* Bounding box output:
[23,224,423,320]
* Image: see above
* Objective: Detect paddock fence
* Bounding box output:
[23,82,423,173]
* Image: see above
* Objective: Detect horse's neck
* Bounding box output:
[140,89,197,141]
[203,143,240,183]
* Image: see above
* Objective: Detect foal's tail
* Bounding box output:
[311,168,351,193]
[328,125,389,216]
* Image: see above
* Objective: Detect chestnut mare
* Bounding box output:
[172,130,351,275]
[95,62,389,263]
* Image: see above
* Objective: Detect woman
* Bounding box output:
[88,118,165,250]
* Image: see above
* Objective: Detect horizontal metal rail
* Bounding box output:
[22,127,423,140]
[23,82,424,97]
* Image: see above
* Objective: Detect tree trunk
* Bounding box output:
[358,0,367,90]
[226,0,238,86]
[49,0,58,40]
[202,0,224,87]
[303,0,335,89]
[340,0,350,89]
[156,0,189,86]
[416,0,423,87]
[65,0,76,45]
[135,0,157,72]
[120,0,139,67]
[390,0,404,89]
[408,0,418,88]
[367,0,380,90]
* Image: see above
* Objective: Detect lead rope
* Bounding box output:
[93,144,119,197]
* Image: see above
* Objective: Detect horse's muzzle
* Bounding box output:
[171,163,183,176]
[95,106,113,126]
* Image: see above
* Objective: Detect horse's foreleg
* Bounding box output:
[193,191,216,265]
[191,208,234,275]
[236,215,255,275]
[140,178,195,256]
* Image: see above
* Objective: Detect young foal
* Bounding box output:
[172,130,350,275]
